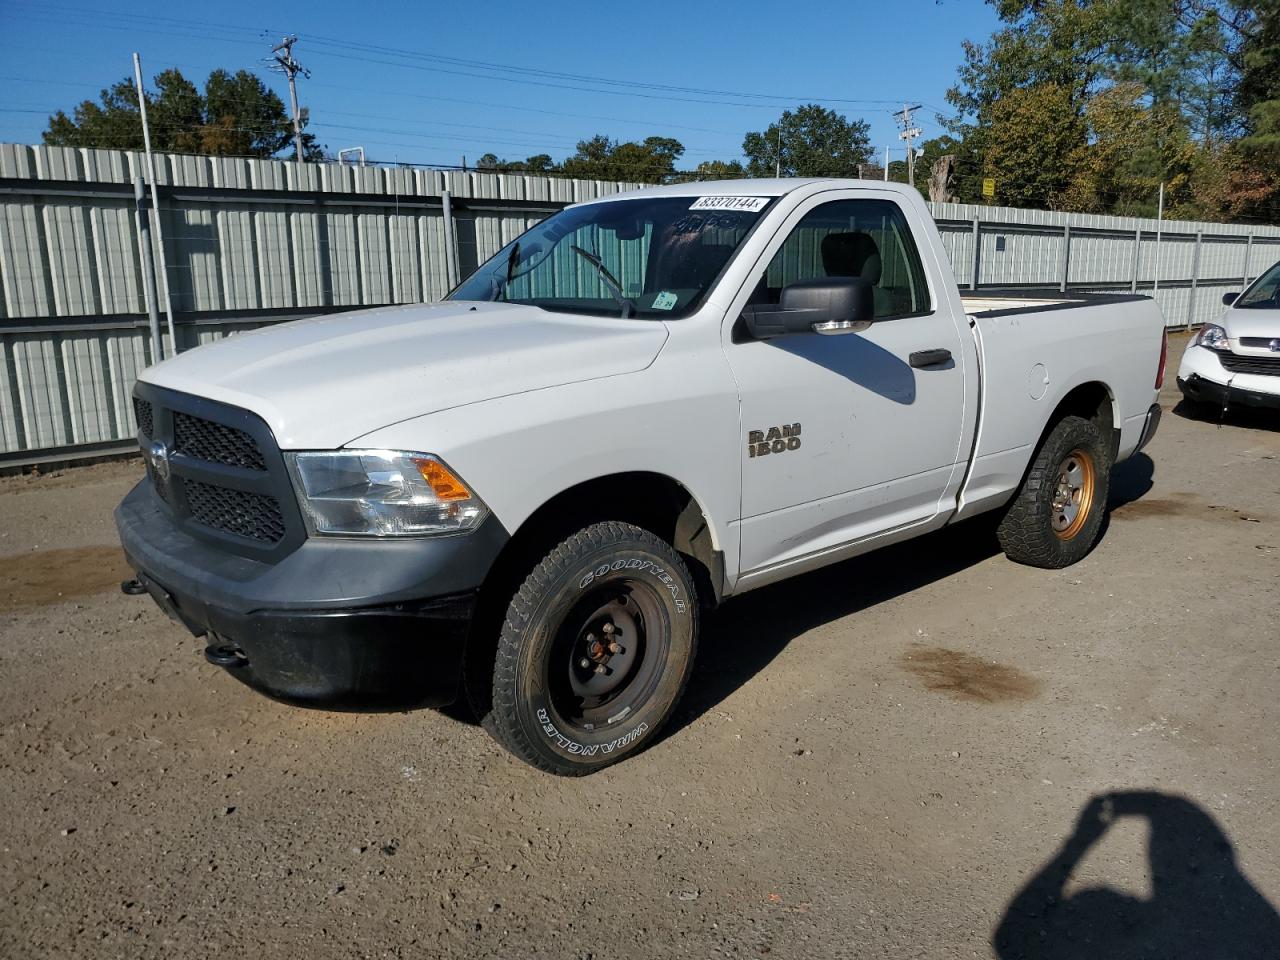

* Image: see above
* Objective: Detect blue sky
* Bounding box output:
[0,0,1001,170]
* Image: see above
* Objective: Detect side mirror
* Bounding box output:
[1222,292,1239,306]
[742,277,876,339]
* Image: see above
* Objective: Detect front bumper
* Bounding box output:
[1176,344,1280,412]
[116,481,509,709]
[1177,374,1280,412]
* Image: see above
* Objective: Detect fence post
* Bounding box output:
[1130,229,1141,294]
[1186,231,1203,328]
[1059,224,1071,294]
[441,189,459,291]
[1243,233,1253,287]
[970,217,981,290]
[133,176,164,366]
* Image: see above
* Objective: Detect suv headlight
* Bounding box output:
[1195,323,1230,351]
[285,450,489,537]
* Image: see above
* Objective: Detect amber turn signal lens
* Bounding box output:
[412,458,472,502]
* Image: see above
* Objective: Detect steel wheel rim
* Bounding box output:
[546,578,669,732]
[1051,448,1096,541]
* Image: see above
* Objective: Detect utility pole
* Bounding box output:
[132,53,177,357]
[894,103,922,188]
[270,36,310,162]
[1152,182,1165,296]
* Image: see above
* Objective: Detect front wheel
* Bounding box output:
[997,415,1111,568]
[489,521,699,775]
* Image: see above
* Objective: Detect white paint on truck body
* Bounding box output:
[137,178,1165,598]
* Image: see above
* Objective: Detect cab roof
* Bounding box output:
[577,177,921,205]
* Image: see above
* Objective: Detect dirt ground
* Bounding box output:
[3,339,1279,959]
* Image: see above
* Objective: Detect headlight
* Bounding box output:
[285,450,489,537]
[1195,323,1230,351]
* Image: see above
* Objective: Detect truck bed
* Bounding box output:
[962,290,1150,318]
[953,291,1165,522]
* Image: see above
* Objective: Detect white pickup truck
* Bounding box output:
[117,179,1166,774]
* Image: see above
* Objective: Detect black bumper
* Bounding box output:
[1178,374,1280,412]
[116,481,508,710]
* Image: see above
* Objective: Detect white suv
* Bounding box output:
[1178,260,1280,413]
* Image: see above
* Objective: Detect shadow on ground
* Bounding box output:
[671,513,1003,734]
[669,452,1156,734]
[994,791,1280,959]
[1171,397,1280,433]
[442,454,1157,733]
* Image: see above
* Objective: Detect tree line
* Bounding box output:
[40,1,1280,223]
[44,68,324,160]
[941,0,1279,223]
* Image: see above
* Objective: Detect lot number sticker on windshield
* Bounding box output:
[689,196,769,212]
[651,291,679,310]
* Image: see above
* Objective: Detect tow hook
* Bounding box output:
[120,578,147,596]
[204,644,249,669]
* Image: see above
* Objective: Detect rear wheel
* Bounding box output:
[997,415,1110,568]
[488,521,698,775]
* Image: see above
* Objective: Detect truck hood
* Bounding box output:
[140,302,669,448]
[1222,306,1280,340]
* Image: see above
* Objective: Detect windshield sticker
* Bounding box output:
[689,196,769,212]
[651,291,679,311]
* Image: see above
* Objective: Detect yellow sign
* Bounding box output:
[982,178,996,198]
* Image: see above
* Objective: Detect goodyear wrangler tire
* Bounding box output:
[489,521,698,775]
[996,414,1111,569]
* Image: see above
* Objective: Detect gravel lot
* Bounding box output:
[3,340,1279,959]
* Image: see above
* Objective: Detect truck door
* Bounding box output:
[724,193,969,577]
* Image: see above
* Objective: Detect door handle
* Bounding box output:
[909,348,952,369]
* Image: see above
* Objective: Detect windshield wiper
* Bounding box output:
[489,241,521,301]
[570,244,635,318]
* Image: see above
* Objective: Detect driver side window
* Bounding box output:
[752,198,931,319]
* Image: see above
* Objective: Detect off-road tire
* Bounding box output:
[489,521,698,776]
[997,415,1110,569]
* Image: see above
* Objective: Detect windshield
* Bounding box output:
[448,195,772,319]
[1237,260,1280,309]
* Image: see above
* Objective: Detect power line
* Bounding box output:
[0,74,749,141]
[300,33,912,108]
[5,2,936,113]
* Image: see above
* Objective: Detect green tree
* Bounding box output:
[43,67,324,160]
[1239,0,1280,147]
[741,104,872,178]
[1235,0,1280,220]
[691,159,745,180]
[980,83,1088,209]
[944,0,1279,221]
[475,153,558,174]
[558,135,685,182]
[1059,82,1196,216]
[522,154,555,173]
[947,0,1116,128]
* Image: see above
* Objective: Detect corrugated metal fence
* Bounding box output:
[2,142,1279,467]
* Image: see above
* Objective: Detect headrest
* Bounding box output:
[821,232,882,285]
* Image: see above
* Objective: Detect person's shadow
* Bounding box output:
[994,791,1280,959]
